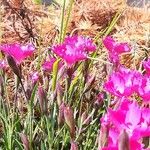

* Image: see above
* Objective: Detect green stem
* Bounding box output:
[87,56,112,65]
[62,0,74,41]
[59,0,66,43]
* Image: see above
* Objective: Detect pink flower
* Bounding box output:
[42,58,56,72]
[42,57,63,72]
[52,36,96,65]
[104,67,141,97]
[0,43,35,64]
[137,76,150,102]
[102,147,117,150]
[142,108,150,124]
[103,36,131,64]
[143,59,150,75]
[100,99,150,150]
[104,66,150,102]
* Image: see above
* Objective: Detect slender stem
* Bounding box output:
[87,56,113,65]
[59,0,66,43]
[62,0,74,40]
[18,77,28,101]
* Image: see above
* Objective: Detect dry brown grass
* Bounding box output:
[115,6,150,69]
[1,0,150,72]
[2,0,150,44]
[68,0,124,36]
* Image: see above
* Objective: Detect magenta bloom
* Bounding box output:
[103,36,131,64]
[143,59,150,75]
[104,66,150,102]
[52,36,96,65]
[0,43,35,64]
[138,76,150,102]
[100,99,150,150]
[42,58,56,72]
[42,57,63,72]
[102,147,117,150]
[104,67,141,97]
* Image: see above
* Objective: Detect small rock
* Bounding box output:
[126,0,149,7]
[42,0,52,5]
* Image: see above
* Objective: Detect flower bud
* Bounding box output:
[0,76,4,97]
[26,88,32,100]
[80,112,90,125]
[94,93,104,107]
[64,105,76,139]
[58,65,66,79]
[56,84,63,107]
[70,140,78,150]
[83,73,96,93]
[98,125,109,149]
[30,71,39,87]
[38,86,47,115]
[58,102,65,127]
[0,60,7,71]
[118,129,130,150]
[20,133,29,150]
[7,55,21,78]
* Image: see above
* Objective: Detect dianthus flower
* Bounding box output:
[143,59,150,75]
[138,76,150,102]
[103,36,131,64]
[42,57,63,72]
[0,43,35,64]
[104,67,141,97]
[52,36,96,65]
[42,58,56,72]
[100,99,150,150]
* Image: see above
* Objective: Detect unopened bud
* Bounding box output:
[56,84,63,106]
[64,105,75,139]
[58,64,66,79]
[94,93,104,107]
[0,60,7,71]
[84,73,96,93]
[58,102,65,127]
[20,133,29,150]
[26,88,32,100]
[7,55,21,78]
[30,71,39,87]
[70,140,78,150]
[38,86,47,115]
[98,125,109,149]
[118,129,130,150]
[80,112,90,125]
[0,76,4,97]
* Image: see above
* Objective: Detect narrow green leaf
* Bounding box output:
[52,59,60,91]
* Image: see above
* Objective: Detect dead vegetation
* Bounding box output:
[1,0,150,85]
[1,0,149,44]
